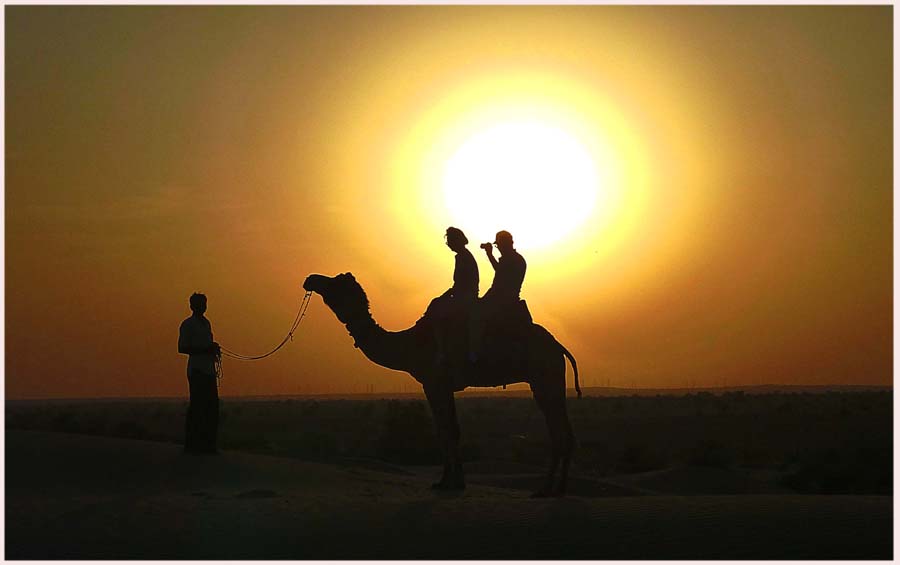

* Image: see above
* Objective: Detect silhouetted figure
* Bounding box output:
[470,230,527,360]
[429,227,479,367]
[178,293,221,454]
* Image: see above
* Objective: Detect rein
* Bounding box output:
[217,291,314,376]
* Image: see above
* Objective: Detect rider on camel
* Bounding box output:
[430,227,479,367]
[470,230,526,361]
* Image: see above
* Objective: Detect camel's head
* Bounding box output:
[303,272,370,324]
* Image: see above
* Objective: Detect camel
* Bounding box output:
[303,272,581,497]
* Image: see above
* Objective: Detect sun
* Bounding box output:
[442,120,600,250]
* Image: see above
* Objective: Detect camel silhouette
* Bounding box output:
[303,272,580,497]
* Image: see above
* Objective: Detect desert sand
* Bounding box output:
[5,430,891,559]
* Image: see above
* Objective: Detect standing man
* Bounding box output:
[178,293,221,454]
[470,230,527,360]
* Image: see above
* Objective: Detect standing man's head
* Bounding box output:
[189,293,207,316]
[445,226,469,252]
[494,230,515,255]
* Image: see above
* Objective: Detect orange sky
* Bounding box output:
[6,6,892,399]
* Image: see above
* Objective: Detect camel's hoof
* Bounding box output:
[432,481,465,491]
[432,475,466,491]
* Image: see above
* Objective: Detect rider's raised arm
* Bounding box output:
[481,243,499,270]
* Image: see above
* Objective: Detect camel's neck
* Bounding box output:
[342,312,428,375]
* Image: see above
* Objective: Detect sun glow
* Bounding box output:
[442,121,600,250]
[344,68,682,292]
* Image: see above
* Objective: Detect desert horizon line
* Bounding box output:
[6,382,891,403]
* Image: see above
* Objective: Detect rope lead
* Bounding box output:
[219,291,313,362]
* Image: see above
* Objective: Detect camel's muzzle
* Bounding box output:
[303,274,329,293]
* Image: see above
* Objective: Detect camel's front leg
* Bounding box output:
[423,380,465,490]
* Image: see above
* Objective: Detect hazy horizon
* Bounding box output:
[6,382,892,403]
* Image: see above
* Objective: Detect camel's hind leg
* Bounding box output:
[557,407,575,496]
[423,381,464,490]
[530,363,575,497]
[531,382,560,497]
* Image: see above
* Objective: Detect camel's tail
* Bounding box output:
[559,342,581,398]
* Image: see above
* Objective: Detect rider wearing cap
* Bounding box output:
[469,230,527,360]
[481,230,526,305]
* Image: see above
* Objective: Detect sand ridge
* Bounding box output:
[6,431,892,559]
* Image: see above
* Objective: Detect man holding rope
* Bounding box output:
[178,292,221,454]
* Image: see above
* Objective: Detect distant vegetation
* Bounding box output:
[6,390,891,495]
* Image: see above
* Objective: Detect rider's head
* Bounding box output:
[189,293,207,315]
[494,230,514,254]
[445,227,468,252]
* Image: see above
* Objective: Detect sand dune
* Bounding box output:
[6,431,892,559]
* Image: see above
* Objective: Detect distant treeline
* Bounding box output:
[6,383,890,404]
[6,390,891,495]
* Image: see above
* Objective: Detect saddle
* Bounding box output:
[422,297,534,370]
[478,299,533,367]
[484,300,533,340]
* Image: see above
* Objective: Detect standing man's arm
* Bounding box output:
[178,323,191,355]
[208,322,219,355]
[178,322,218,355]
